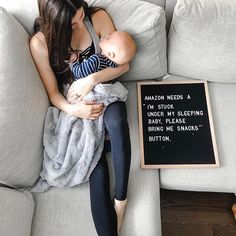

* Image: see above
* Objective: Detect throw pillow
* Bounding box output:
[168,0,236,83]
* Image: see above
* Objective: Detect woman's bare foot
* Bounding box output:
[232,203,236,220]
[114,198,127,232]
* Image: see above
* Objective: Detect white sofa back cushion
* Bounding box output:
[0,7,49,187]
[168,0,236,83]
[0,0,38,35]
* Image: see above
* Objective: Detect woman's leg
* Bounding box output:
[89,152,118,236]
[103,101,131,230]
[103,101,131,200]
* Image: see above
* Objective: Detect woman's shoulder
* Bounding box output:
[91,8,108,17]
[30,32,48,55]
[91,8,111,23]
[91,9,115,37]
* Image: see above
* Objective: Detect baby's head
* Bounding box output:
[99,31,136,65]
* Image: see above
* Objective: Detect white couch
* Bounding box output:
[0,0,236,235]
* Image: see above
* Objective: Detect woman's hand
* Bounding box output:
[67,75,96,103]
[68,100,104,120]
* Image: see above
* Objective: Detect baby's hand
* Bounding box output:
[67,76,96,102]
[69,51,80,63]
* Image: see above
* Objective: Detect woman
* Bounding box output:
[30,0,131,235]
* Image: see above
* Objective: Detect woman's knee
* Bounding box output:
[104,102,129,132]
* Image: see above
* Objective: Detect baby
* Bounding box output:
[69,30,136,80]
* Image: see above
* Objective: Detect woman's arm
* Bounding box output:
[30,33,71,112]
[91,63,129,83]
[93,9,116,40]
[70,5,126,82]
[92,9,129,77]
[92,9,131,82]
[67,63,129,103]
[30,33,104,119]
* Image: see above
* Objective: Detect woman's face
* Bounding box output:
[71,7,85,30]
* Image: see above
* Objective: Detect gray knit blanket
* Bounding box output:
[31,82,128,192]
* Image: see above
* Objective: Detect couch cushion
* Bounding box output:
[0,7,49,188]
[0,0,38,35]
[31,185,97,236]
[31,82,162,236]
[88,0,167,81]
[160,75,236,193]
[168,0,236,83]
[0,187,34,236]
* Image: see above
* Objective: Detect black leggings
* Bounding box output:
[89,102,131,236]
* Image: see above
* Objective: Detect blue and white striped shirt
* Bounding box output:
[70,53,118,80]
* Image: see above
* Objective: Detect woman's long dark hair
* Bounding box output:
[34,0,96,92]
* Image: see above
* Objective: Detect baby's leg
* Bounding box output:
[103,101,131,231]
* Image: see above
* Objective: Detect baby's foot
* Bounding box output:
[114,198,128,232]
